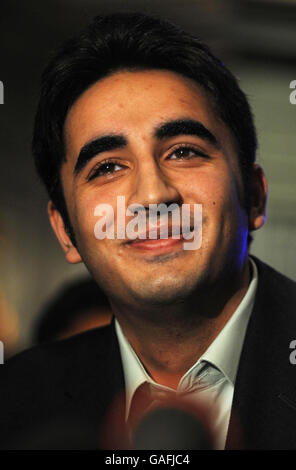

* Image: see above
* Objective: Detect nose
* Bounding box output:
[127,156,182,209]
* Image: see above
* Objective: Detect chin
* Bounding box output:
[128,272,202,306]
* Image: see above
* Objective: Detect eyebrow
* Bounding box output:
[74,135,127,176]
[154,118,219,147]
[74,118,219,177]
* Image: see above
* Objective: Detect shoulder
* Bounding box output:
[2,322,115,376]
[0,322,122,448]
[0,323,116,401]
[244,256,296,377]
[232,257,296,448]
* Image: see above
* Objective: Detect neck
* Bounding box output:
[112,259,251,389]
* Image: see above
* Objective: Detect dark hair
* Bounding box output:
[32,12,257,244]
[33,278,111,344]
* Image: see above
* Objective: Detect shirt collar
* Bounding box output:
[115,256,258,419]
[189,256,258,385]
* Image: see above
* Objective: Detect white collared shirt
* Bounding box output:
[115,257,258,449]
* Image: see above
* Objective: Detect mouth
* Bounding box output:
[124,224,193,255]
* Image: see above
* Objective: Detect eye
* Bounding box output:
[88,160,126,181]
[167,145,209,160]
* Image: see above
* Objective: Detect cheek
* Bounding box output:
[73,189,126,253]
[180,168,246,240]
[180,167,235,209]
[72,192,106,244]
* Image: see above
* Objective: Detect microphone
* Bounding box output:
[127,387,216,450]
[99,386,217,450]
[132,405,212,450]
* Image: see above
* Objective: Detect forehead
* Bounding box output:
[64,69,235,158]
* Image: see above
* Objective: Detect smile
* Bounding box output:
[93,196,203,251]
[125,234,185,256]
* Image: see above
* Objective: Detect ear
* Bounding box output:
[248,163,268,232]
[47,201,82,264]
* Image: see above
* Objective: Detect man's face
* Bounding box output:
[59,70,250,307]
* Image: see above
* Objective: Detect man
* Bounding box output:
[33,278,112,344]
[0,12,295,450]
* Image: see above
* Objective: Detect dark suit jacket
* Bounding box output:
[0,256,296,449]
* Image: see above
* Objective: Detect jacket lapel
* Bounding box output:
[226,257,296,449]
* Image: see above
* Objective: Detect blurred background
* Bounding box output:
[0,0,295,355]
